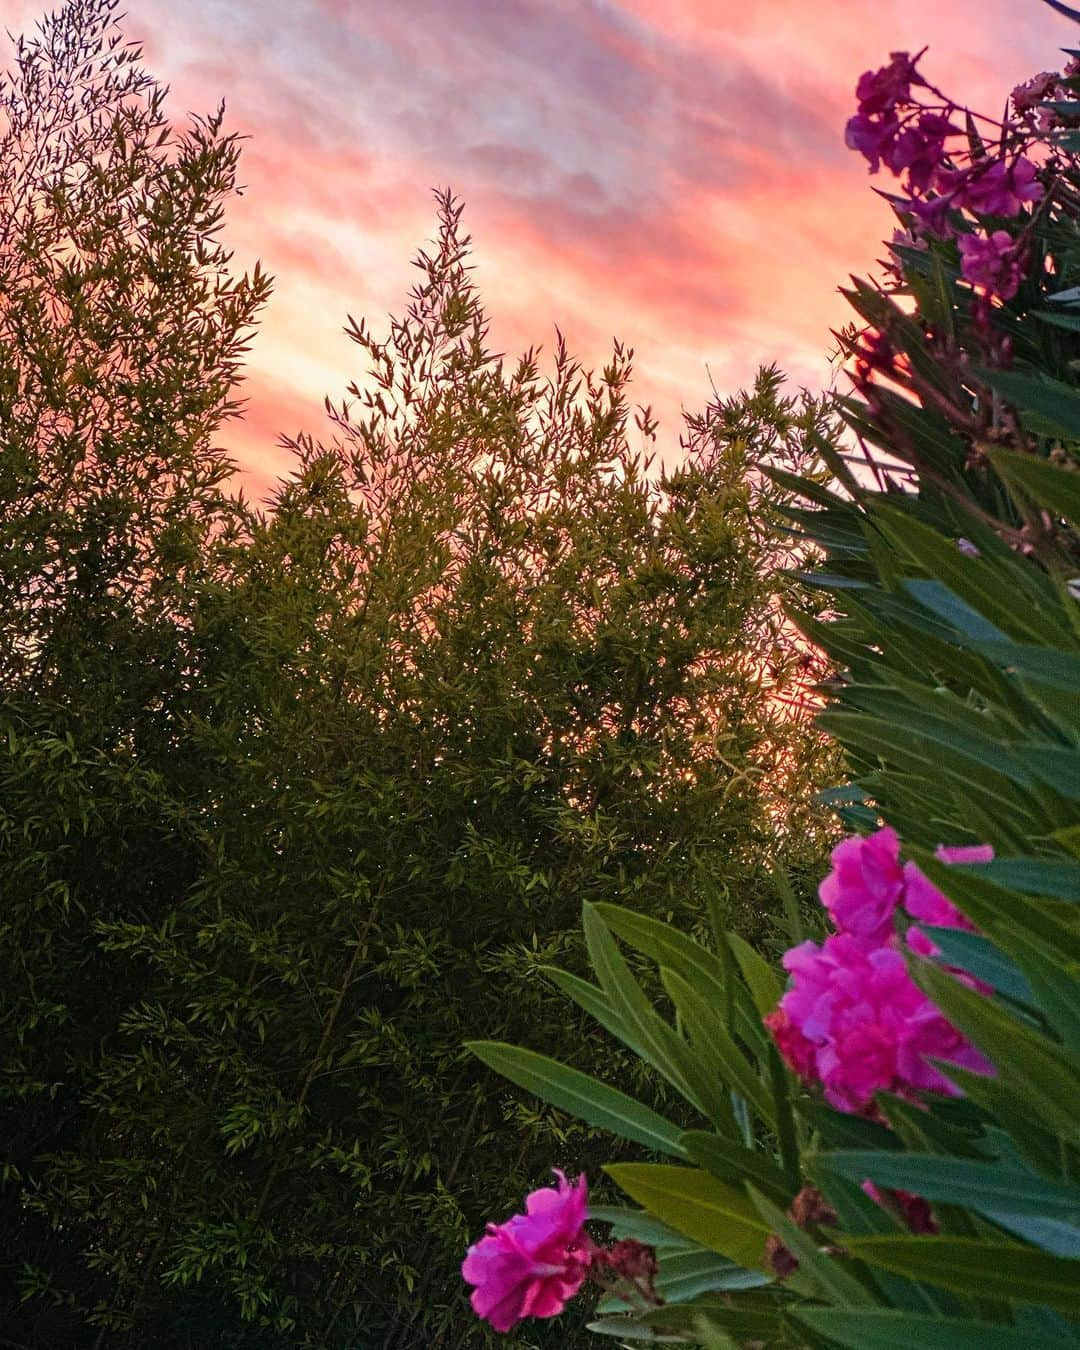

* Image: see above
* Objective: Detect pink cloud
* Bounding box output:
[4,0,1076,487]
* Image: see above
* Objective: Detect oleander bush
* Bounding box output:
[465,26,1080,1350]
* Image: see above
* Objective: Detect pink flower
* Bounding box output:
[462,1171,593,1333]
[885,113,959,193]
[905,844,991,958]
[958,230,1025,300]
[1012,71,1061,115]
[771,934,992,1114]
[936,845,994,865]
[764,1005,817,1081]
[906,845,991,928]
[906,192,958,239]
[856,52,921,116]
[819,826,905,945]
[846,111,900,173]
[769,829,996,1115]
[944,157,1044,217]
[900,984,993,1094]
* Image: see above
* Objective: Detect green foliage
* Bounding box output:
[0,6,832,1346]
[470,33,1080,1350]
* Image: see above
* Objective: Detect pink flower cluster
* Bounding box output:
[765,828,995,1116]
[1011,61,1080,131]
[462,1171,661,1333]
[846,49,1047,302]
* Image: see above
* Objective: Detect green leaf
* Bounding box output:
[874,1094,984,1162]
[942,1065,1074,1178]
[1015,747,1080,803]
[872,505,1068,647]
[842,1236,1080,1315]
[794,1308,1079,1350]
[590,903,763,1050]
[584,1317,685,1342]
[659,968,775,1129]
[689,1318,741,1350]
[978,370,1080,441]
[582,903,729,1126]
[798,1100,900,1152]
[990,446,1080,525]
[912,960,1080,1146]
[970,638,1080,692]
[820,1152,1080,1224]
[808,1165,950,1314]
[726,932,783,1019]
[962,859,1080,902]
[583,904,733,1129]
[620,1295,787,1342]
[654,1246,771,1302]
[466,1042,686,1156]
[603,1164,772,1271]
[904,579,1010,643]
[905,853,1080,965]
[1043,2,1080,31]
[920,928,1034,1004]
[543,967,646,1058]
[588,1205,689,1247]
[997,924,1080,1052]
[817,713,1042,822]
[680,1130,793,1207]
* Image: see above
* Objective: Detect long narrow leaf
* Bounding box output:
[843,1236,1080,1315]
[603,1163,772,1271]
[466,1042,686,1156]
[795,1308,1079,1350]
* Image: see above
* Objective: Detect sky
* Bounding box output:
[4,0,1078,495]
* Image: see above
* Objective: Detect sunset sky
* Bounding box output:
[6,0,1076,493]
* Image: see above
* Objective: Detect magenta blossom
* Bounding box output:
[819,826,905,945]
[856,51,922,115]
[885,113,959,193]
[462,1171,593,1333]
[846,110,900,173]
[905,844,991,930]
[1012,70,1061,114]
[906,192,958,239]
[771,933,992,1114]
[818,827,993,946]
[764,1004,817,1082]
[906,844,991,958]
[958,230,1025,300]
[942,157,1044,217]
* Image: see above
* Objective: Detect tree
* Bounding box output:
[110,193,830,1346]
[0,0,269,1341]
[0,6,830,1344]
